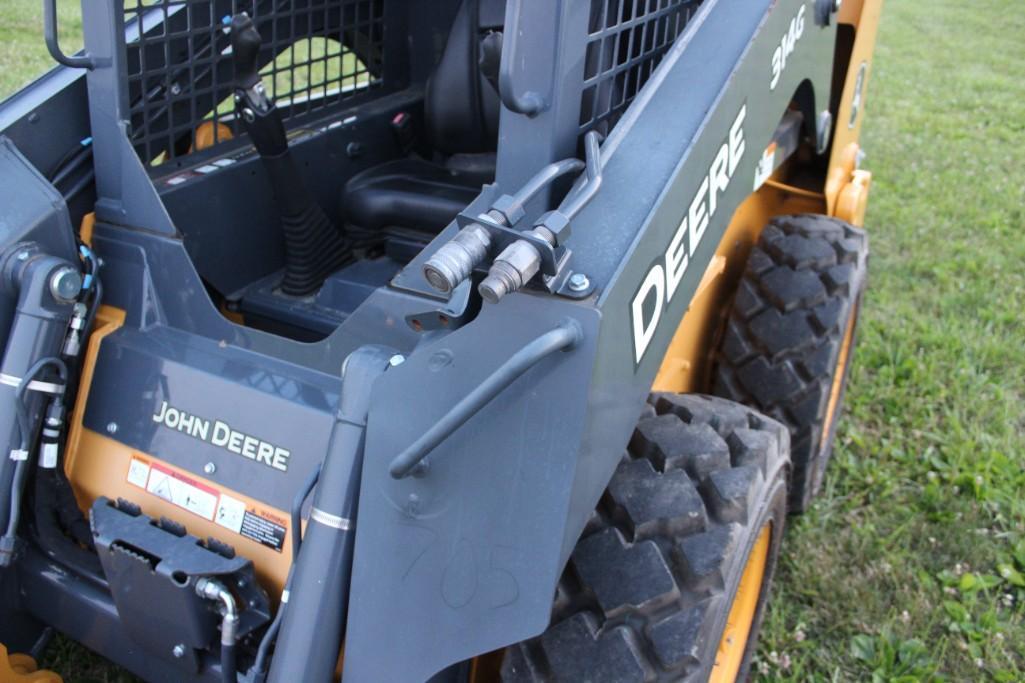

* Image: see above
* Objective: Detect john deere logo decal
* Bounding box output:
[152,400,291,472]
[630,105,747,365]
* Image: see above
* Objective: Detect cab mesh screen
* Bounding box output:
[122,0,385,166]
[580,0,706,137]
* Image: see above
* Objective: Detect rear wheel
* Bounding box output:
[501,394,790,682]
[713,214,868,512]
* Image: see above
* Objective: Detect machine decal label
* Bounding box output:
[152,400,292,472]
[770,3,807,90]
[630,105,747,365]
[127,457,288,552]
[216,494,287,553]
[239,511,287,553]
[136,460,220,521]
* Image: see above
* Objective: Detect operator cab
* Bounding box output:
[148,0,506,341]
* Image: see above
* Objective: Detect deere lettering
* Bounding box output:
[152,400,291,472]
[631,105,747,365]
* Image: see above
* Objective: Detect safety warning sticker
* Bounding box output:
[215,494,287,553]
[126,457,287,552]
[144,462,219,520]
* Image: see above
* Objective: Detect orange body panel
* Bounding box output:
[62,307,294,598]
[651,178,825,394]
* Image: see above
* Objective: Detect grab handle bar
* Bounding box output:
[389,321,582,478]
[497,0,549,116]
[44,0,97,69]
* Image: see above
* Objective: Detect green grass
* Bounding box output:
[2,0,1024,680]
[754,1,1025,681]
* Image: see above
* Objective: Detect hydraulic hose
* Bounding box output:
[196,577,240,683]
[250,464,319,680]
[1,357,67,566]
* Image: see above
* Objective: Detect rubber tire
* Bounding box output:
[501,394,791,682]
[713,214,868,512]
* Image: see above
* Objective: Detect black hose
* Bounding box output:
[291,463,321,562]
[5,358,68,540]
[251,568,294,678]
[221,641,237,683]
[32,467,103,576]
[250,463,320,678]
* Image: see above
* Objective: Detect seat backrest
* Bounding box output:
[424,0,506,155]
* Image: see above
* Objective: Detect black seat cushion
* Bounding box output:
[342,159,482,233]
[342,0,505,234]
[425,0,505,155]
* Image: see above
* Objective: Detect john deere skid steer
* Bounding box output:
[0,0,882,680]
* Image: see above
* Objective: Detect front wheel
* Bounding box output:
[501,394,791,682]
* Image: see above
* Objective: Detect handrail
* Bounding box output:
[497,0,548,116]
[44,0,97,69]
[389,321,582,478]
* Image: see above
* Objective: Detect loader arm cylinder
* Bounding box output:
[267,346,396,683]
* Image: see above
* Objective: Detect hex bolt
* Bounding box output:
[49,266,83,304]
[388,354,405,367]
[172,644,186,658]
[106,422,118,435]
[204,462,216,475]
[568,273,590,292]
[242,107,256,123]
[16,251,29,262]
[170,82,182,96]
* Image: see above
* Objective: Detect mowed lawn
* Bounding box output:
[3,0,1025,681]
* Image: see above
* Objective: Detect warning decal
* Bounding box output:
[146,462,218,520]
[216,493,287,553]
[127,456,287,552]
[240,511,287,552]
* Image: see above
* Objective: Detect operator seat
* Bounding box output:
[341,0,506,233]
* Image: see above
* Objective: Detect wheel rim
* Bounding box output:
[709,523,772,683]
[819,302,859,454]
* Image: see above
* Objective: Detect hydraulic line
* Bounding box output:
[250,463,320,680]
[1,357,67,567]
[196,577,240,683]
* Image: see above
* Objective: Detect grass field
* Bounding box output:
[3,0,1024,681]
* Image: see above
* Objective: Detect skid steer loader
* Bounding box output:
[0,0,882,680]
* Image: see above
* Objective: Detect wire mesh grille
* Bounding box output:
[580,0,705,138]
[123,0,386,167]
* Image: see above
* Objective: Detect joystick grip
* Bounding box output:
[230,14,262,90]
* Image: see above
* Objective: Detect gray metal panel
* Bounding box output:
[345,294,600,682]
[80,0,179,233]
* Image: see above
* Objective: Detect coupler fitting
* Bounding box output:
[478,226,555,304]
[422,208,515,294]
